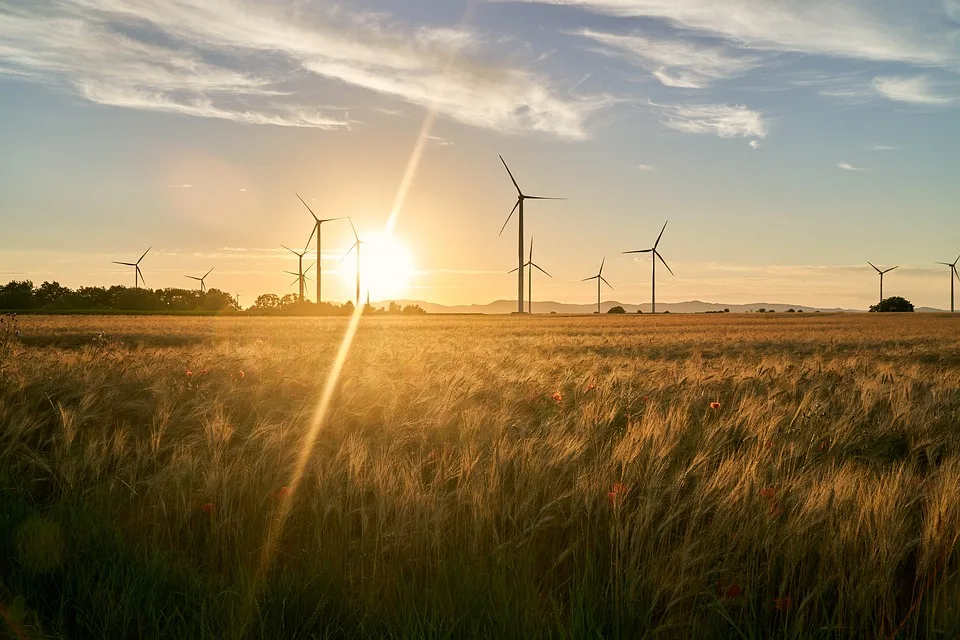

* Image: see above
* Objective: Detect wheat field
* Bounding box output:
[1,313,959,639]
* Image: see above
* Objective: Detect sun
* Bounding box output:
[343,233,415,302]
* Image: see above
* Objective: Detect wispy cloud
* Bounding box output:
[651,101,767,144]
[636,164,656,171]
[169,184,193,188]
[572,28,760,89]
[838,161,866,171]
[871,75,955,106]
[427,135,454,146]
[0,0,607,138]
[499,0,957,66]
[862,143,898,152]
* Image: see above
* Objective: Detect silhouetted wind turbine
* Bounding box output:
[285,262,315,297]
[508,237,552,314]
[112,247,150,288]
[341,218,367,305]
[498,155,564,314]
[185,267,214,293]
[935,254,960,312]
[296,194,346,306]
[868,262,898,304]
[582,258,613,315]
[282,239,313,303]
[623,221,674,314]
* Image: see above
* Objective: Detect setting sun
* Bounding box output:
[341,233,415,302]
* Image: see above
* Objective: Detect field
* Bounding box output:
[1,313,959,639]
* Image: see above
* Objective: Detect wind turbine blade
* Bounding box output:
[936,262,952,266]
[622,249,653,255]
[203,267,215,279]
[582,276,598,282]
[868,262,880,273]
[532,263,552,278]
[281,245,298,256]
[599,257,605,275]
[137,247,151,264]
[283,271,299,276]
[304,261,316,275]
[885,266,899,274]
[600,276,614,290]
[186,276,201,281]
[954,253,960,267]
[136,266,145,286]
[499,155,522,195]
[296,193,320,222]
[507,267,520,274]
[498,200,520,236]
[529,236,534,263]
[339,243,358,264]
[524,196,565,201]
[113,261,135,266]
[348,217,359,241]
[954,265,960,282]
[304,224,317,252]
[290,277,300,288]
[320,217,347,224]
[656,251,675,276]
[654,221,668,249]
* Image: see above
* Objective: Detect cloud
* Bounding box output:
[636,164,656,171]
[170,184,193,188]
[427,135,454,146]
[749,140,760,149]
[0,1,606,139]
[837,161,866,171]
[862,143,898,152]
[652,101,767,143]
[498,0,957,67]
[573,28,761,89]
[871,75,955,105]
[239,188,247,192]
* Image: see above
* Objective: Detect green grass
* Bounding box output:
[1,313,960,638]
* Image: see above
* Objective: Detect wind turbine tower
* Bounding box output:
[935,254,960,312]
[185,267,214,293]
[112,247,151,288]
[296,194,345,305]
[582,258,613,315]
[868,262,898,305]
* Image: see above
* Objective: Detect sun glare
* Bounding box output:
[340,233,415,302]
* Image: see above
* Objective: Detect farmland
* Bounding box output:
[1,313,959,638]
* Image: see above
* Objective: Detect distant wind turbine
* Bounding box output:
[935,254,960,313]
[341,218,367,305]
[296,194,346,305]
[185,267,214,293]
[282,237,314,303]
[112,247,150,288]
[623,221,674,314]
[582,258,613,315]
[498,155,564,314]
[285,262,315,297]
[868,262,898,304]
[508,237,552,314]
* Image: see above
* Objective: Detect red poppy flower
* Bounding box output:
[725,584,742,599]
[237,370,245,379]
[818,440,828,451]
[709,401,721,410]
[607,491,619,508]
[774,596,792,611]
[276,486,293,500]
[551,391,563,402]
[769,503,783,518]
[642,396,649,402]
[759,488,776,500]
[201,502,214,515]
[586,383,596,392]
[185,370,193,377]
[611,482,626,494]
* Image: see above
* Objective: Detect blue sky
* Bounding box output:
[1,0,959,308]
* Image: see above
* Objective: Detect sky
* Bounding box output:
[1,0,959,309]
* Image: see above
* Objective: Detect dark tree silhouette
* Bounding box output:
[870,297,914,312]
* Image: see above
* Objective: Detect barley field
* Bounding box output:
[1,313,959,639]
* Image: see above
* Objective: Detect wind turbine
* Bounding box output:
[112,247,150,288]
[285,262,315,298]
[282,236,314,303]
[582,258,613,315]
[498,155,564,314]
[296,194,346,305]
[935,254,960,312]
[507,237,552,314]
[868,262,898,304]
[623,221,674,314]
[341,218,367,305]
[185,267,214,293]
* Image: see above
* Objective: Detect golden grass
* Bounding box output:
[1,313,960,638]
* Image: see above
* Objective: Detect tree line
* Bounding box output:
[0,281,426,315]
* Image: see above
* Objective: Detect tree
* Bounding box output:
[607,305,626,314]
[388,301,402,314]
[252,294,281,312]
[786,308,796,313]
[402,304,426,315]
[870,296,914,313]
[0,281,35,310]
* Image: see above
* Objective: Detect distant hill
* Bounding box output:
[372,299,883,315]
